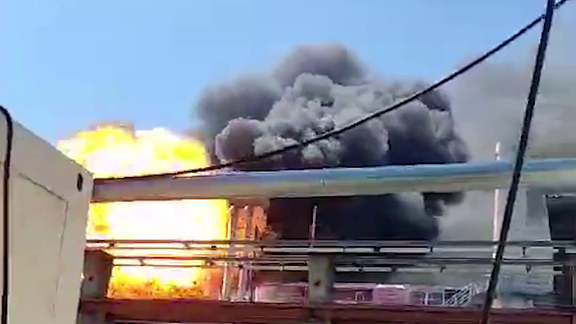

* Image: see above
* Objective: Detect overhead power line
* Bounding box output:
[95,0,571,183]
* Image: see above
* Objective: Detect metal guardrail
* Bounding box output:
[85,239,576,271]
[86,239,576,251]
[86,240,574,258]
[107,255,565,266]
[80,299,576,324]
[444,283,482,306]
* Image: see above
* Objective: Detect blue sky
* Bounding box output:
[0,0,570,143]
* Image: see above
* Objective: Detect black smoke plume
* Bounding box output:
[194,44,470,241]
[441,10,576,240]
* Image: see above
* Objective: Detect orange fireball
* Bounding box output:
[57,124,229,298]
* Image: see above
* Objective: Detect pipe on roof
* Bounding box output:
[92,158,576,203]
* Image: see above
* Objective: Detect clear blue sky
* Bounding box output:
[0,0,571,143]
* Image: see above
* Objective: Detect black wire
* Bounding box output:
[0,105,14,324]
[480,0,557,323]
[94,0,570,184]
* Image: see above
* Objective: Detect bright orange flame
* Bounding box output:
[57,125,229,298]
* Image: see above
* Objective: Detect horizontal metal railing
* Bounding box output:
[85,239,576,272]
[107,255,564,266]
[86,239,576,249]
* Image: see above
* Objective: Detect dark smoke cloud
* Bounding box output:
[196,75,282,142]
[272,44,367,88]
[447,11,576,162]
[195,43,470,241]
[442,9,576,240]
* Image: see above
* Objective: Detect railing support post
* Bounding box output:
[77,249,114,324]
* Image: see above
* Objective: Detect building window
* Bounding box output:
[409,291,426,305]
[355,291,371,302]
[428,292,444,306]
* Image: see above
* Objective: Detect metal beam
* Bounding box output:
[103,255,566,266]
[109,263,555,276]
[84,239,576,249]
[79,299,575,324]
[221,205,238,301]
[92,158,576,202]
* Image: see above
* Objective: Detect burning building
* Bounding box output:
[58,42,576,304]
[59,44,473,298]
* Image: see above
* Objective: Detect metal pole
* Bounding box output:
[238,205,253,300]
[310,205,318,243]
[221,205,238,301]
[493,142,502,260]
[481,0,556,322]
